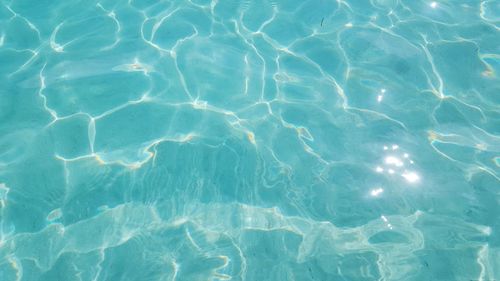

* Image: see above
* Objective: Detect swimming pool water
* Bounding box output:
[1,0,499,280]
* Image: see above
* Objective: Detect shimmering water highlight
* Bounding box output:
[0,0,499,280]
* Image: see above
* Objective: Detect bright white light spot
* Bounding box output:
[53,44,64,52]
[388,169,395,174]
[377,95,383,102]
[383,146,389,150]
[385,156,404,167]
[430,2,437,8]
[380,88,386,94]
[381,215,388,222]
[402,171,420,183]
[410,160,414,164]
[345,22,353,28]
[376,166,384,173]
[392,145,399,150]
[403,153,409,158]
[371,188,384,197]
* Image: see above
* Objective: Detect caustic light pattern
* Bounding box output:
[0,0,499,280]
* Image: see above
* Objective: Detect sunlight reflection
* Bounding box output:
[385,156,404,167]
[402,171,420,183]
[370,188,384,197]
[377,88,385,103]
[381,215,393,229]
[376,145,422,185]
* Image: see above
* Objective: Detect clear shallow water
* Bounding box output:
[0,0,499,280]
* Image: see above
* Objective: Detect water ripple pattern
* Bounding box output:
[0,0,499,280]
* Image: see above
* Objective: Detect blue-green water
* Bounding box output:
[1,0,499,280]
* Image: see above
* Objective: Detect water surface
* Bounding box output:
[0,0,499,280]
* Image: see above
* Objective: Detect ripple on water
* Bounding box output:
[0,0,499,280]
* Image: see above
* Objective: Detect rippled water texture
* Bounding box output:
[1,0,499,280]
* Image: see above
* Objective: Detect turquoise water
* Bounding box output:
[1,0,499,280]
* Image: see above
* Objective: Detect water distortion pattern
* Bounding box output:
[0,0,499,280]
